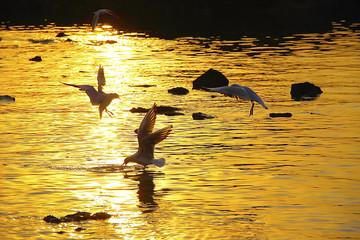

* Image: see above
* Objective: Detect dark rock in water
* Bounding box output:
[65,38,72,42]
[163,111,185,116]
[43,211,111,224]
[193,68,229,90]
[29,56,42,61]
[91,212,112,220]
[157,106,181,114]
[130,106,181,115]
[75,227,86,232]
[269,113,292,118]
[105,40,117,44]
[130,107,148,113]
[192,112,215,120]
[56,32,67,37]
[290,82,323,100]
[0,95,15,102]
[168,87,189,95]
[130,84,157,88]
[43,215,62,224]
[60,212,92,222]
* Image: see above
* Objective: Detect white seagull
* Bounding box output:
[62,65,119,119]
[208,84,268,116]
[122,103,172,168]
[92,9,119,31]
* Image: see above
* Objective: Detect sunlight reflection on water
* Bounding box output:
[0,22,360,239]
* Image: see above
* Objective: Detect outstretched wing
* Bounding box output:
[92,9,119,31]
[148,125,172,145]
[208,85,250,101]
[137,103,157,143]
[97,65,106,94]
[92,11,100,31]
[140,125,172,160]
[62,82,102,105]
[242,86,268,109]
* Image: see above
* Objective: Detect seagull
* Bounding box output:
[62,65,119,119]
[92,9,119,31]
[122,103,172,168]
[208,84,268,116]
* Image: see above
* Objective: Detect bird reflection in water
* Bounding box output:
[124,170,164,213]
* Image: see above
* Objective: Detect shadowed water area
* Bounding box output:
[0,22,359,239]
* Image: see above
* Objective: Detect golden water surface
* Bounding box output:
[0,23,359,239]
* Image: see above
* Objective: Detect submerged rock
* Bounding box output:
[43,211,111,224]
[29,56,42,61]
[193,68,229,90]
[43,215,62,224]
[192,112,215,120]
[0,95,15,102]
[290,82,323,100]
[56,32,67,37]
[130,105,182,115]
[163,111,185,116]
[269,113,292,118]
[168,87,189,95]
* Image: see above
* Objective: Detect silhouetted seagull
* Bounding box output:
[208,84,268,116]
[122,103,172,168]
[92,9,119,31]
[62,65,119,119]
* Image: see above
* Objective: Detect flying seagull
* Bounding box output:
[122,103,172,168]
[62,65,119,119]
[92,9,119,31]
[208,84,268,116]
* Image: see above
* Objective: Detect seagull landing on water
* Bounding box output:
[62,65,119,119]
[92,9,119,31]
[122,103,172,168]
[208,84,268,116]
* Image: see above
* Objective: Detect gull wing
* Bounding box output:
[97,65,106,94]
[209,85,250,101]
[137,103,157,143]
[242,86,268,109]
[62,82,102,105]
[92,9,119,31]
[92,11,100,31]
[139,125,172,160]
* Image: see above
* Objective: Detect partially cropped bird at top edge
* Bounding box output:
[62,65,119,119]
[207,84,268,116]
[122,103,172,168]
[92,9,119,31]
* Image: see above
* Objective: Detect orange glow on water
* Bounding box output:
[0,23,359,239]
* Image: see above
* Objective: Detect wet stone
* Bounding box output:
[193,68,229,90]
[130,106,181,115]
[29,56,42,61]
[290,82,323,101]
[56,32,67,37]
[43,211,111,224]
[192,112,215,120]
[43,215,62,224]
[168,87,189,95]
[269,113,292,118]
[0,95,15,102]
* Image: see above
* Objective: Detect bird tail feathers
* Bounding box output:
[152,158,166,168]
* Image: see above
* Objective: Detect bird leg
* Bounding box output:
[249,102,255,116]
[105,108,114,117]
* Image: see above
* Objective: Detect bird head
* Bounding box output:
[122,156,133,167]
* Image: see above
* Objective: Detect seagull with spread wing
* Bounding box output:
[62,65,119,119]
[92,9,119,31]
[122,103,172,168]
[208,84,268,116]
